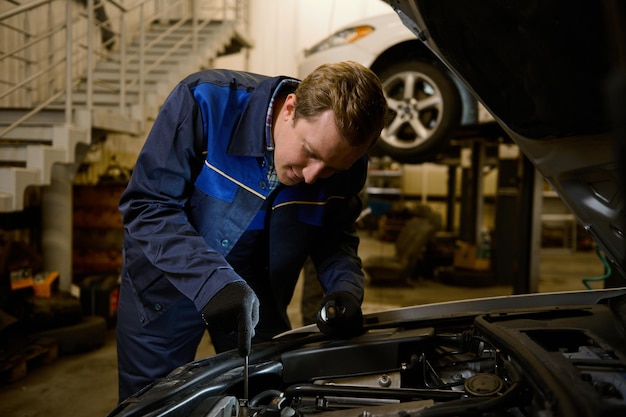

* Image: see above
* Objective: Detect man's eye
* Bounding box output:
[305,148,317,159]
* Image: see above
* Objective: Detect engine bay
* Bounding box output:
[234,304,626,417]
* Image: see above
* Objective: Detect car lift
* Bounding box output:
[437,129,541,294]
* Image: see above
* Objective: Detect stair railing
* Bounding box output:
[0,0,249,139]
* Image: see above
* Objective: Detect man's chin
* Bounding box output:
[279,178,299,186]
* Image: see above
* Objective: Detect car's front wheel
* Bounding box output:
[374,60,462,164]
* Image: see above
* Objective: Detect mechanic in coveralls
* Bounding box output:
[116,61,388,402]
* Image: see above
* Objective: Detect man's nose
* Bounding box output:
[303,161,334,184]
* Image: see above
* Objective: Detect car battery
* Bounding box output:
[79,273,120,327]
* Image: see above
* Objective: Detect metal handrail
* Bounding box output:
[0,0,249,138]
[0,0,52,21]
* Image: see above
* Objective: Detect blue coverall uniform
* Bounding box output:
[116,69,368,400]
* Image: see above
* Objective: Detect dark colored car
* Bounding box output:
[107,1,626,416]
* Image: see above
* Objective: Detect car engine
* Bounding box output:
[229,304,626,417]
[107,297,626,417]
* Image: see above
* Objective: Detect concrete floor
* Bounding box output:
[0,233,608,417]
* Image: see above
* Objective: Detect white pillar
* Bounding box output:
[41,163,74,291]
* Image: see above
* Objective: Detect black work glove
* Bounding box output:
[201,282,260,357]
[316,291,364,338]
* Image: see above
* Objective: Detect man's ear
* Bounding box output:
[283,93,297,119]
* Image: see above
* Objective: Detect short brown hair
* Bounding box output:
[294,61,387,148]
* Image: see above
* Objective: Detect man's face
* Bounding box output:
[273,94,368,186]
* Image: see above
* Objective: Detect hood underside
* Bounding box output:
[384,0,626,278]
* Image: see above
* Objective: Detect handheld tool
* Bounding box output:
[239,344,250,417]
[240,354,249,417]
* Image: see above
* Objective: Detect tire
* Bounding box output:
[373,60,462,164]
[36,316,107,355]
[30,292,83,331]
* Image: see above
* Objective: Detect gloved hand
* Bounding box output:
[201,281,260,357]
[316,291,364,338]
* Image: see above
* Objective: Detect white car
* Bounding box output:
[299,12,493,163]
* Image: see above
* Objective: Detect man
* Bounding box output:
[116,61,387,402]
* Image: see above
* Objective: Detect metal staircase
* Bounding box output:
[0,0,252,213]
[1,0,251,289]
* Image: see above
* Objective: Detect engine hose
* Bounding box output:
[582,246,612,290]
[249,389,283,407]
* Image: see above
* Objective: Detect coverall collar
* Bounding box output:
[227,76,300,157]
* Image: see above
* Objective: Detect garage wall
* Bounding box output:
[216,0,391,76]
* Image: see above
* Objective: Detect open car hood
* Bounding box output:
[384,0,626,278]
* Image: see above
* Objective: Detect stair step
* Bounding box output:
[0,193,13,212]
[136,31,224,50]
[27,146,68,184]
[91,72,173,88]
[0,144,67,184]
[105,53,193,68]
[92,51,211,80]
[65,91,139,106]
[0,125,55,142]
[97,61,181,72]
[147,23,223,35]
[0,167,42,212]
[92,72,166,84]
[89,70,177,89]
[0,144,26,163]
[0,109,66,125]
[124,45,217,60]
[125,47,191,57]
[142,28,217,39]
[92,109,142,135]
[81,81,146,95]
[93,63,171,75]
[140,35,212,48]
